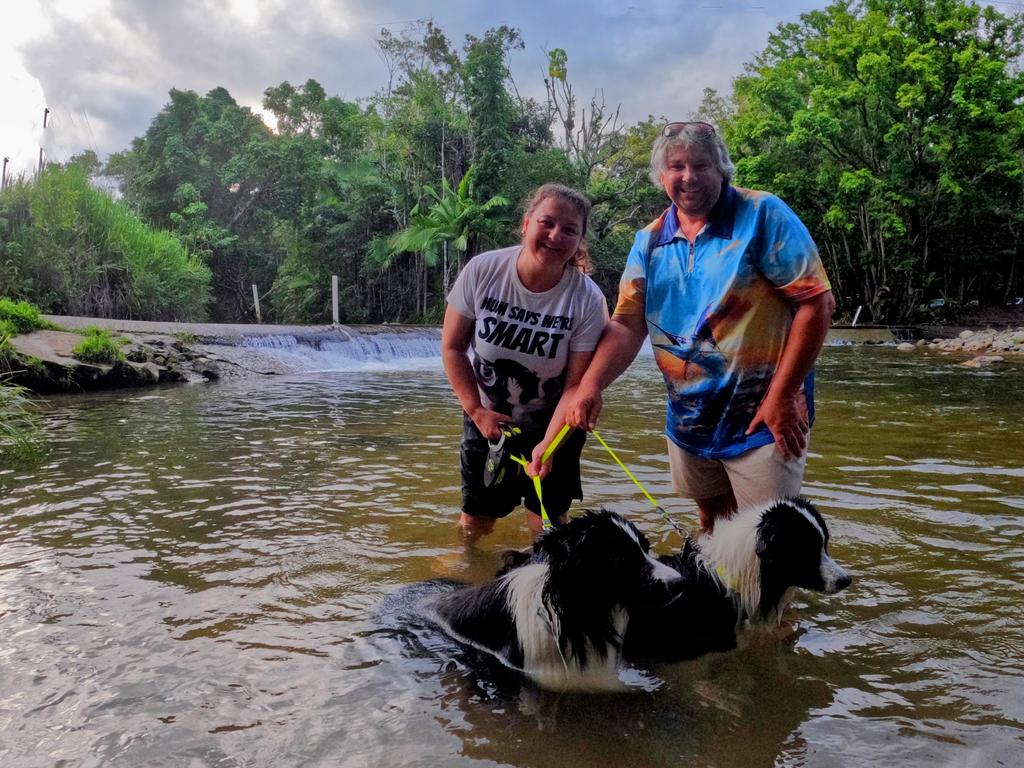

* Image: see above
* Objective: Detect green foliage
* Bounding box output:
[0,374,41,463]
[388,165,509,266]
[721,0,1024,322]
[0,167,212,320]
[49,11,1018,327]
[0,298,53,334]
[72,327,126,364]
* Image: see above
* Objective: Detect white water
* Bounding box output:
[240,329,443,372]
[235,327,883,376]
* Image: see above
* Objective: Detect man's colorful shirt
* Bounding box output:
[615,185,831,458]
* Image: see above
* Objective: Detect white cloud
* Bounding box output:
[0,48,48,178]
[2,0,828,171]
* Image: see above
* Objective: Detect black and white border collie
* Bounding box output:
[429,510,682,691]
[624,496,853,661]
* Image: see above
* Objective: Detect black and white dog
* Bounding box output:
[429,510,682,691]
[624,496,853,661]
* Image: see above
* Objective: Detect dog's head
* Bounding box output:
[754,497,852,619]
[533,509,682,606]
[701,496,852,623]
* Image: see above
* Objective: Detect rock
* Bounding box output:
[131,362,162,383]
[897,342,916,351]
[916,339,929,347]
[961,355,1005,368]
[959,330,974,339]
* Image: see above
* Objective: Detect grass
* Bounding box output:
[71,327,126,364]
[0,298,55,335]
[173,330,198,345]
[0,373,41,462]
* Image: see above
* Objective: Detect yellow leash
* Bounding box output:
[510,423,686,537]
[508,423,574,531]
[590,430,688,538]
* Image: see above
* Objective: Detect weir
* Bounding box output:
[238,327,442,370]
[42,315,443,371]
[41,315,916,373]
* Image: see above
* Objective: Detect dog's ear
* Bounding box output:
[495,548,532,577]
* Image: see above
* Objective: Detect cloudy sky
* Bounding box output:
[1,0,831,177]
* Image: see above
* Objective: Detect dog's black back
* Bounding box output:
[624,538,742,661]
[430,510,681,688]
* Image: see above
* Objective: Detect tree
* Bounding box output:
[544,48,625,177]
[721,0,1024,323]
[386,165,509,317]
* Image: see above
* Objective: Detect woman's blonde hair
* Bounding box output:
[521,183,593,274]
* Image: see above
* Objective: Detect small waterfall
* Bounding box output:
[239,327,442,371]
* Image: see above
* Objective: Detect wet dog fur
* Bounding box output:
[429,509,682,691]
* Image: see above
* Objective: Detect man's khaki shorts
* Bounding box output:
[667,438,807,511]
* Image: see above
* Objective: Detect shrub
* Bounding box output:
[0,297,54,334]
[0,167,213,320]
[71,327,125,364]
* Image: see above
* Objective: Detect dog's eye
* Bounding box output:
[477,362,497,386]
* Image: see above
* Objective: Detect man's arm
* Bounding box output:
[527,349,595,477]
[566,312,649,431]
[746,290,836,459]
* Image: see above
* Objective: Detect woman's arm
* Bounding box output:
[441,305,506,440]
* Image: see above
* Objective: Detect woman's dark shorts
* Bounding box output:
[460,413,586,519]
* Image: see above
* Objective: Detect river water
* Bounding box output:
[1,344,1022,767]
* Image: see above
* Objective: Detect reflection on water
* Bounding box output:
[1,346,1022,767]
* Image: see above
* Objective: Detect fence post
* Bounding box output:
[1,157,8,191]
[332,275,340,325]
[252,284,262,324]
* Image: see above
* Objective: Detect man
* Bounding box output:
[565,121,835,531]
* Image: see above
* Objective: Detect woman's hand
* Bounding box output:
[527,442,553,480]
[470,407,508,441]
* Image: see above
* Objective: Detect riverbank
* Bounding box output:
[3,327,272,394]
[3,316,441,393]
[4,315,1022,394]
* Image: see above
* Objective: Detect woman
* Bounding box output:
[442,183,609,538]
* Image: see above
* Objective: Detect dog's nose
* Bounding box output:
[835,573,852,592]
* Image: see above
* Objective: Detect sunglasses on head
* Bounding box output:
[662,121,716,138]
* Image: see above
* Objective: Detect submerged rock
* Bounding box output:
[961,355,1005,369]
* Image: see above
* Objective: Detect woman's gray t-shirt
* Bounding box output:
[447,246,609,431]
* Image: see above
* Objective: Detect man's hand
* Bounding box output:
[746,391,809,460]
[567,384,603,431]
